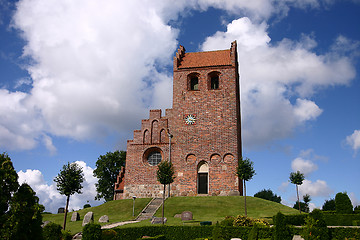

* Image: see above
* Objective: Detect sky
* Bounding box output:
[0,0,359,213]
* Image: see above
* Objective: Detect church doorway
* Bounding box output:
[197,161,209,194]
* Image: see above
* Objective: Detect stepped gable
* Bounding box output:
[128,109,169,145]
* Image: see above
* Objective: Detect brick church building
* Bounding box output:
[114,41,243,199]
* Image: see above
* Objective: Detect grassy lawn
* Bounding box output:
[119,196,299,228]
[42,198,151,234]
[43,196,299,234]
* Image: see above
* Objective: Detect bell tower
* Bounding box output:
[168,41,243,196]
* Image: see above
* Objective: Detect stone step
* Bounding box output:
[136,198,163,221]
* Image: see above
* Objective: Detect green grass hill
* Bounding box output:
[42,196,299,234]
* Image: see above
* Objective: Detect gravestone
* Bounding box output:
[57,207,65,214]
[99,215,109,223]
[174,214,181,218]
[292,236,304,240]
[181,211,193,221]
[71,212,80,221]
[41,221,51,228]
[151,217,167,224]
[82,211,94,226]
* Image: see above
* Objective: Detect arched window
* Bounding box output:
[143,147,163,166]
[188,73,200,91]
[208,71,220,90]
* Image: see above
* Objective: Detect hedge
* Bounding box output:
[273,213,360,226]
[323,214,360,226]
[109,225,360,240]
[329,227,360,239]
[272,214,307,226]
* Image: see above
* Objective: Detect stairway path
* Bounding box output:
[136,197,163,221]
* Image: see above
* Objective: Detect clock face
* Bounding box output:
[185,114,196,125]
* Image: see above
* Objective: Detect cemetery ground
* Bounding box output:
[42,196,298,234]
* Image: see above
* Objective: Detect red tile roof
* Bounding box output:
[178,49,231,69]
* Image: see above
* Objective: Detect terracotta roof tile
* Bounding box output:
[178,49,231,69]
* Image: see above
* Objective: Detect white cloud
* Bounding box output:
[17,161,100,213]
[349,192,360,208]
[291,157,318,176]
[0,1,357,152]
[201,17,355,148]
[346,130,360,154]
[299,179,333,197]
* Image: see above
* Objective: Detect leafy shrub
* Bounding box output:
[220,216,235,226]
[82,223,102,240]
[43,222,62,240]
[272,212,292,240]
[254,189,281,203]
[61,230,73,240]
[233,215,269,227]
[335,192,353,214]
[102,229,117,240]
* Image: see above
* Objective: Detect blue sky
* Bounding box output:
[1,0,359,213]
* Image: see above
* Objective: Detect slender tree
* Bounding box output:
[289,171,305,213]
[236,157,255,217]
[54,162,84,230]
[8,183,44,240]
[0,153,19,238]
[93,150,126,201]
[156,160,175,224]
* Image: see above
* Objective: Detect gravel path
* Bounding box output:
[101,220,140,229]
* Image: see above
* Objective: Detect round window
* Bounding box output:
[147,151,162,166]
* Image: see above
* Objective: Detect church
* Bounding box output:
[114,41,243,199]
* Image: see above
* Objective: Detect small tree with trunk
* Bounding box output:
[54,162,84,230]
[236,157,255,217]
[156,160,175,224]
[289,171,305,213]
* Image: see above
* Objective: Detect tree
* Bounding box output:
[289,171,305,213]
[322,198,336,211]
[335,192,353,214]
[54,162,84,230]
[236,157,255,217]
[93,150,126,202]
[302,209,329,240]
[0,152,19,237]
[293,195,311,213]
[8,183,44,240]
[156,160,175,224]
[254,189,281,203]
